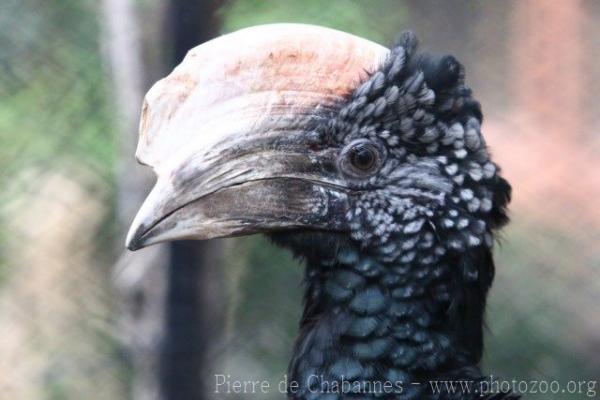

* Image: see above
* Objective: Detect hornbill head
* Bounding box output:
[126,24,510,263]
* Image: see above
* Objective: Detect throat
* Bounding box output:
[285,239,482,399]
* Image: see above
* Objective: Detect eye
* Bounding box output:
[338,139,384,178]
[350,145,377,170]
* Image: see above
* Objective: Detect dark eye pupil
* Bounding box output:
[338,139,383,178]
[351,146,375,170]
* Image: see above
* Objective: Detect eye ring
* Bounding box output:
[338,139,384,178]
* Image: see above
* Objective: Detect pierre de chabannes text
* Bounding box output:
[214,374,598,397]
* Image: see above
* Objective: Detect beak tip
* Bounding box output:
[125,240,142,252]
[125,224,146,251]
[125,184,168,251]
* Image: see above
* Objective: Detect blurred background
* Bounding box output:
[1,0,598,399]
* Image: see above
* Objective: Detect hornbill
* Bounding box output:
[126,24,516,399]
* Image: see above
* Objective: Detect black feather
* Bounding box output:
[269,29,515,399]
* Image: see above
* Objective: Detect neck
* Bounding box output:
[278,234,492,399]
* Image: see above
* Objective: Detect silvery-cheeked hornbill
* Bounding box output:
[126,24,515,399]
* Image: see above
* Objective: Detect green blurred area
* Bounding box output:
[0,0,115,183]
[0,0,598,399]
[0,0,116,278]
[221,0,405,44]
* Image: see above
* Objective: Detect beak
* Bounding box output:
[125,139,350,250]
[125,24,388,250]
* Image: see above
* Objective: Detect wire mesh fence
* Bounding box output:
[0,0,124,398]
[0,1,598,399]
